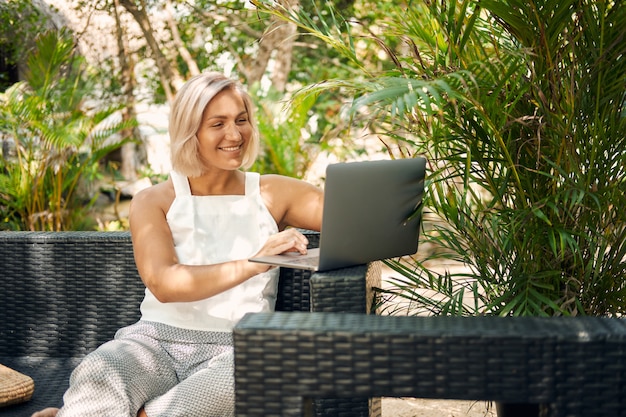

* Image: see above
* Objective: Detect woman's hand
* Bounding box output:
[247,229,310,273]
[253,228,310,258]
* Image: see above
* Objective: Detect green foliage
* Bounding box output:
[0,29,135,231]
[250,86,321,178]
[253,0,626,317]
[0,0,46,91]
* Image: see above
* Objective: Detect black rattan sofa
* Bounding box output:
[0,231,381,417]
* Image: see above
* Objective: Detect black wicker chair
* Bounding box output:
[233,311,626,417]
[0,231,381,417]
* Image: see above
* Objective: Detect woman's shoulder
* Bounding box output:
[259,173,323,201]
[258,173,323,231]
[131,178,175,212]
[259,173,301,186]
[259,174,303,194]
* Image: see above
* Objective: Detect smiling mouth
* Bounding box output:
[219,144,243,152]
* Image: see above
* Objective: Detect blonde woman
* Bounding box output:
[33,72,323,417]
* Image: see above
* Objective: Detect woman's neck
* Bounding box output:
[187,170,245,196]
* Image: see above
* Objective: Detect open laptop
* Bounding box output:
[250,157,426,271]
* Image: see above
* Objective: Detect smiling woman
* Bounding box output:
[30,71,324,417]
[195,89,253,174]
[169,72,260,179]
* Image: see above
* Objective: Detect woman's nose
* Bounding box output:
[225,123,242,139]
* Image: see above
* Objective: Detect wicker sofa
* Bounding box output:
[0,231,381,417]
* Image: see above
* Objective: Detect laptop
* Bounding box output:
[249,157,426,271]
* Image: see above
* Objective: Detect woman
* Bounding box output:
[33,72,323,417]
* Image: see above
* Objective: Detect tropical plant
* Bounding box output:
[251,85,329,178]
[0,0,46,91]
[252,0,626,317]
[0,28,135,231]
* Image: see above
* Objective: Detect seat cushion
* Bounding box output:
[0,356,78,417]
[0,363,35,407]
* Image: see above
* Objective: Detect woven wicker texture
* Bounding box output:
[0,232,143,416]
[311,261,381,314]
[0,363,35,407]
[0,230,376,417]
[234,311,626,417]
[275,230,320,312]
[308,262,383,416]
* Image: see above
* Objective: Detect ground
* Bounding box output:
[383,398,495,417]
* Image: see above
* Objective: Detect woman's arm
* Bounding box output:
[261,174,324,232]
[129,181,309,303]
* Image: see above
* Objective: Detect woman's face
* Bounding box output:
[196,88,252,171]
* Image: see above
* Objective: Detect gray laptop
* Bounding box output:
[250,157,426,271]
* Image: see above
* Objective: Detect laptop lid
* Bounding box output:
[316,157,426,271]
[249,157,426,271]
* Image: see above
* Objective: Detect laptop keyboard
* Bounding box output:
[285,256,319,267]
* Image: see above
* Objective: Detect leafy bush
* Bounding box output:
[0,29,135,231]
[254,0,626,316]
[251,86,321,178]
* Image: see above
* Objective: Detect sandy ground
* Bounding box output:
[383,398,496,417]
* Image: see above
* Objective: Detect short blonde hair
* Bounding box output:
[169,72,259,177]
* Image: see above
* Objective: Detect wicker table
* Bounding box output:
[234,311,626,417]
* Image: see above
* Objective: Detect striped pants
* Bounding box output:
[56,321,234,417]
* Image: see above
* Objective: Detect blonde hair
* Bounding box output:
[169,72,259,177]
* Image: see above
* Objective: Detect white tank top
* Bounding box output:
[139,171,280,331]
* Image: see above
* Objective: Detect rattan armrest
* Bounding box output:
[311,261,381,313]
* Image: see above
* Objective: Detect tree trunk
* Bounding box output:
[164,0,199,77]
[118,0,183,100]
[270,13,296,92]
[113,0,144,181]
[247,0,298,92]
